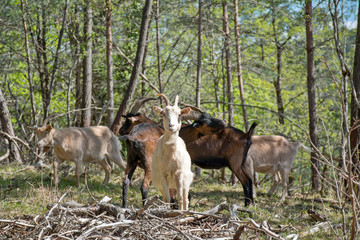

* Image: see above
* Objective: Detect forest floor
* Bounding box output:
[0,162,353,239]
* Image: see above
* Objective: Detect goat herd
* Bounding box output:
[29,94,311,211]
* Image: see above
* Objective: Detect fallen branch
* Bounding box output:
[0,219,35,228]
[178,201,228,224]
[76,220,135,240]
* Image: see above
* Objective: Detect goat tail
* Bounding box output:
[296,142,312,152]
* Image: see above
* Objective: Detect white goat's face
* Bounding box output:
[162,106,182,132]
[153,104,191,133]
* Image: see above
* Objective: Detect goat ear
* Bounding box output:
[128,116,138,123]
[180,107,191,116]
[153,106,163,115]
[46,124,53,131]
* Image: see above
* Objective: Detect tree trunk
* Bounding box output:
[234,0,248,131]
[35,3,50,124]
[111,0,153,135]
[349,3,360,237]
[305,1,321,192]
[20,0,36,126]
[196,0,202,108]
[0,87,22,163]
[74,5,82,127]
[350,0,360,175]
[106,0,114,127]
[81,1,93,127]
[271,5,285,125]
[155,0,163,105]
[222,1,233,127]
[223,1,236,184]
[194,0,203,177]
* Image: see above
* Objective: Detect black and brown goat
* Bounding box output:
[120,99,226,208]
[186,123,257,206]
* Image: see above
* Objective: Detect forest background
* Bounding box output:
[1,0,360,239]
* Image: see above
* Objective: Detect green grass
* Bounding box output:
[0,163,355,239]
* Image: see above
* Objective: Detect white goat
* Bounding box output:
[151,94,194,210]
[30,125,126,187]
[247,135,311,201]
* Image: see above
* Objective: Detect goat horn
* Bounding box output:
[181,111,202,121]
[130,97,157,114]
[180,103,204,113]
[174,95,179,106]
[156,93,170,106]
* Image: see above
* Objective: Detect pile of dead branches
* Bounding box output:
[0,193,299,240]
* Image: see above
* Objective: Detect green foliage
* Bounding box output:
[0,0,358,236]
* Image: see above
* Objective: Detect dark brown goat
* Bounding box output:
[186,123,257,206]
[120,111,226,208]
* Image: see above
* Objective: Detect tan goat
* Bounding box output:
[247,135,311,201]
[31,125,126,187]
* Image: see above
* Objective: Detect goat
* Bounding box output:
[120,100,226,208]
[151,94,193,210]
[185,123,257,206]
[30,125,126,187]
[247,135,311,201]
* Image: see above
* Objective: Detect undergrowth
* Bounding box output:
[0,162,353,239]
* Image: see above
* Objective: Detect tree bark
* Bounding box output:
[349,4,360,236]
[111,0,153,135]
[155,0,163,105]
[234,0,248,131]
[350,0,360,174]
[20,0,36,126]
[305,1,321,192]
[223,1,236,184]
[222,1,233,127]
[106,0,114,127]
[194,0,203,177]
[0,87,22,163]
[196,0,202,108]
[271,4,285,125]
[81,1,93,127]
[74,5,82,127]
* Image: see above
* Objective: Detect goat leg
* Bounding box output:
[122,165,137,208]
[140,168,151,206]
[99,159,111,185]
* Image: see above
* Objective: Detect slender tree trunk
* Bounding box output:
[73,5,82,127]
[271,5,285,125]
[111,0,153,135]
[20,0,36,126]
[0,88,22,163]
[350,0,360,175]
[223,2,236,184]
[234,0,248,131]
[35,3,50,123]
[349,2,360,238]
[70,4,83,127]
[81,1,93,127]
[305,1,321,192]
[222,1,233,127]
[194,0,203,177]
[155,0,163,105]
[44,0,68,122]
[106,0,114,127]
[196,0,202,108]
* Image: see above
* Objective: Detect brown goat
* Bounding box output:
[186,123,258,206]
